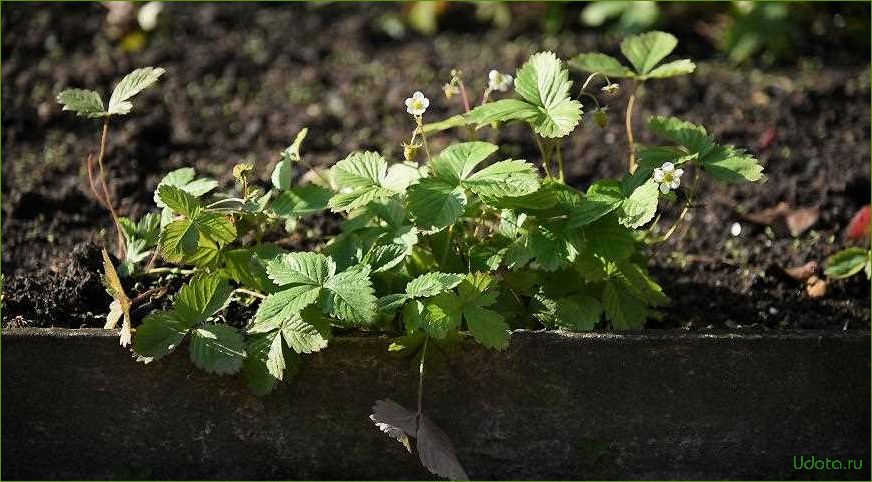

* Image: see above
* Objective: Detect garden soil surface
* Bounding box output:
[2,3,870,330]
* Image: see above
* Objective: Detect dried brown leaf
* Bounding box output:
[784,261,818,282]
[416,416,470,481]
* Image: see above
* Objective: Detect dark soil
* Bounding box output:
[2,2,870,330]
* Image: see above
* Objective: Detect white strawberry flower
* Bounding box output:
[404,91,429,116]
[652,161,684,194]
[488,69,513,92]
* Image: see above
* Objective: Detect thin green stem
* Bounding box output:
[144,267,196,276]
[96,117,126,259]
[533,132,551,178]
[556,142,565,183]
[440,224,454,267]
[417,116,433,162]
[625,80,639,173]
[234,288,266,300]
[417,336,429,419]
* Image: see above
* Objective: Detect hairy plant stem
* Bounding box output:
[416,116,433,162]
[441,224,454,267]
[651,167,701,256]
[96,118,126,259]
[556,142,565,183]
[234,288,266,299]
[533,132,551,178]
[144,266,196,276]
[625,80,639,173]
[457,79,471,113]
[416,336,430,420]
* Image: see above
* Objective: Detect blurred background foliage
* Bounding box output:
[383,0,869,66]
[88,1,869,68]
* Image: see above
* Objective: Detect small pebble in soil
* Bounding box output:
[730,222,742,237]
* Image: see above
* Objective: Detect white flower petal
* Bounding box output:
[661,162,674,172]
[670,178,681,189]
[674,168,684,178]
[659,183,671,194]
[413,91,425,100]
[653,169,664,182]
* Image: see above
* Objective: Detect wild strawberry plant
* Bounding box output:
[58,32,763,479]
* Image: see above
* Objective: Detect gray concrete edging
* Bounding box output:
[1,328,870,480]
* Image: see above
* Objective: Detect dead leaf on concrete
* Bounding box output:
[370,399,416,453]
[417,416,469,481]
[370,399,469,480]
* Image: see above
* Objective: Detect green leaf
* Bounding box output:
[243,330,285,395]
[465,99,539,128]
[602,282,647,329]
[615,260,669,306]
[158,185,202,218]
[825,247,869,279]
[153,168,218,207]
[272,185,333,218]
[648,116,714,157]
[328,186,394,212]
[271,160,294,191]
[420,293,463,338]
[701,146,764,183]
[132,312,190,360]
[159,218,199,262]
[514,52,582,138]
[569,180,624,228]
[184,234,220,267]
[457,272,499,308]
[646,59,696,78]
[266,252,334,287]
[584,215,637,260]
[431,142,498,183]
[332,151,388,189]
[620,31,677,75]
[281,308,331,354]
[283,128,309,162]
[569,53,633,78]
[223,246,284,293]
[322,268,378,325]
[107,66,165,115]
[464,305,509,350]
[528,224,573,271]
[618,178,659,228]
[173,274,233,325]
[189,324,246,375]
[463,160,540,198]
[555,295,602,331]
[383,163,423,192]
[406,177,467,229]
[406,272,465,298]
[57,89,105,118]
[255,284,322,326]
[363,243,408,272]
[194,212,237,243]
[423,114,468,134]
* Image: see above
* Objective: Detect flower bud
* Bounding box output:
[593,107,609,128]
[233,162,255,181]
[403,142,421,162]
[601,83,620,96]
